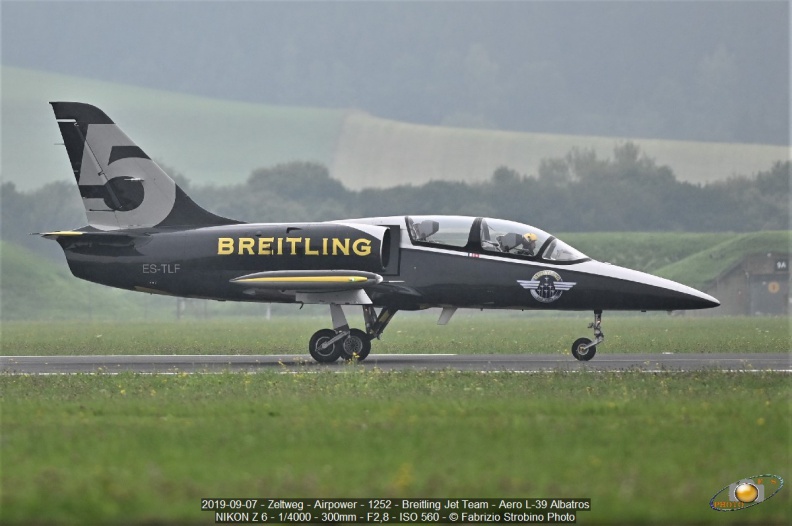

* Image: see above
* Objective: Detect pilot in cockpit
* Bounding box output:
[497,232,537,256]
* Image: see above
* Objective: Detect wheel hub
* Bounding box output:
[343,335,363,355]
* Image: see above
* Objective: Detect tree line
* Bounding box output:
[2,144,788,262]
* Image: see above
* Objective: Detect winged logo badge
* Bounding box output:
[517,270,576,303]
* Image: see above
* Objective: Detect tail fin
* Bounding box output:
[50,102,241,230]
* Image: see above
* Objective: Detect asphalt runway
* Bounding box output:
[1,353,789,374]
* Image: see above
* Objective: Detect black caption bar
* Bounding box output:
[201,498,591,523]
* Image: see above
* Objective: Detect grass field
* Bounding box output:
[2,371,789,525]
[1,236,789,525]
[1,315,789,356]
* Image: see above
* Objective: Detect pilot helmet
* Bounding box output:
[523,233,538,242]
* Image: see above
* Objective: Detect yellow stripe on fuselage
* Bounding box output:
[42,231,84,236]
[237,276,368,284]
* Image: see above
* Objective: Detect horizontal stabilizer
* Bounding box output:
[230,270,382,292]
[39,230,146,246]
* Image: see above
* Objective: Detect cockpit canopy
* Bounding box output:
[406,215,588,263]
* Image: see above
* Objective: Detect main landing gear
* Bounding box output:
[308,304,398,363]
[571,310,604,361]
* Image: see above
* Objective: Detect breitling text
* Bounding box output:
[217,237,373,257]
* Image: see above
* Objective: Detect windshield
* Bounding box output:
[540,237,587,262]
[480,218,587,262]
[406,216,475,247]
[406,215,588,262]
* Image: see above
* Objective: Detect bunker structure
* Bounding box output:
[702,251,789,316]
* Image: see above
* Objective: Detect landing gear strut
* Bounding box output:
[571,310,604,361]
[308,304,398,363]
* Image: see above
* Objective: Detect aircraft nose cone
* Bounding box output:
[574,261,722,311]
[682,289,720,310]
[634,275,721,311]
[636,276,721,311]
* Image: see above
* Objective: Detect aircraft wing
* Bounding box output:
[229,270,383,292]
[230,270,383,305]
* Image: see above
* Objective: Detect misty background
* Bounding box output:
[1,1,789,321]
[3,1,789,145]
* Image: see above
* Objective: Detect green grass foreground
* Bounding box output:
[1,315,789,356]
[1,371,789,525]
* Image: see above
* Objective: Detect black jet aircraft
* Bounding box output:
[42,102,720,363]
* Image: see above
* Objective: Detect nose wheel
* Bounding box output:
[571,337,596,361]
[571,311,604,361]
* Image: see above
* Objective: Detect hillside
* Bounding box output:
[2,67,346,190]
[3,66,788,192]
[654,231,791,290]
[0,241,301,322]
[0,241,164,321]
[561,232,732,274]
[333,112,789,188]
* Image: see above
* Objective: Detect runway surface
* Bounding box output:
[1,353,789,374]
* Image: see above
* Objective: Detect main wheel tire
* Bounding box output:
[309,329,342,363]
[571,337,596,361]
[340,328,372,361]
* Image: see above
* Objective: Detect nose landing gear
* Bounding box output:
[571,310,604,361]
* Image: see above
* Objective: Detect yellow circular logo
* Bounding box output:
[734,483,759,503]
[768,281,780,294]
[710,474,784,511]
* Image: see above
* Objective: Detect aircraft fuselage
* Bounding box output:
[55,217,718,313]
